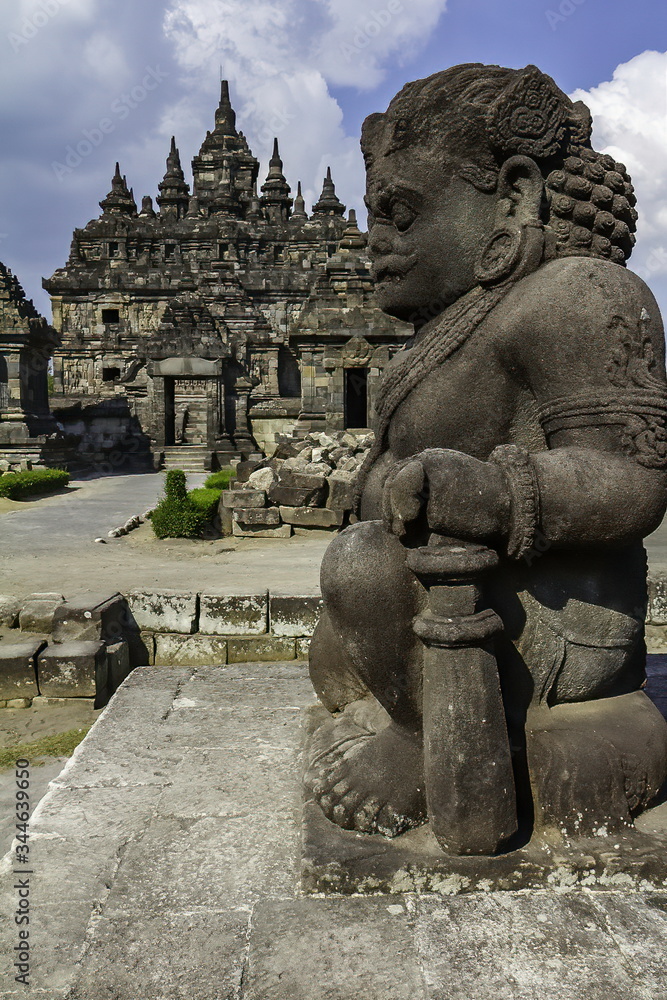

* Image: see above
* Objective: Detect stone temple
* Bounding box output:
[44,82,410,470]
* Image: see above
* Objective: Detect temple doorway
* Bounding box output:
[344,367,368,429]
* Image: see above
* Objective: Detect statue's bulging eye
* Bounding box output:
[390,200,417,232]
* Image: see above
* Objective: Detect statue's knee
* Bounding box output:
[321,520,420,613]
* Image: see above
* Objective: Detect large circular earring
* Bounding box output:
[473,226,524,286]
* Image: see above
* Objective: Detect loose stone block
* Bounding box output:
[268,484,325,508]
[0,639,43,700]
[221,489,267,509]
[19,599,65,635]
[199,593,268,636]
[232,523,292,538]
[233,507,281,527]
[278,470,327,491]
[246,467,278,490]
[326,470,356,511]
[270,596,323,637]
[279,507,343,528]
[155,633,228,666]
[52,592,130,644]
[38,641,107,701]
[234,460,262,483]
[227,636,296,662]
[219,503,234,536]
[125,590,198,634]
[0,596,21,628]
[107,641,131,692]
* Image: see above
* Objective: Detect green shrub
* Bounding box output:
[0,468,70,500]
[151,469,219,539]
[204,468,236,490]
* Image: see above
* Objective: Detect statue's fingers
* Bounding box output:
[391,461,426,524]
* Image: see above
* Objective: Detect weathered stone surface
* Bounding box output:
[227,636,296,662]
[296,637,311,659]
[52,592,129,643]
[279,506,343,527]
[648,574,667,625]
[126,589,198,634]
[0,638,43,699]
[270,595,323,637]
[232,522,292,538]
[221,488,267,509]
[19,598,64,634]
[413,893,667,1000]
[155,633,228,666]
[244,898,426,1000]
[326,469,357,510]
[37,640,107,700]
[199,593,268,635]
[268,483,326,507]
[234,460,263,483]
[233,507,281,526]
[0,594,21,628]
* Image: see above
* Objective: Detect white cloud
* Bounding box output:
[571,50,667,308]
[162,0,448,215]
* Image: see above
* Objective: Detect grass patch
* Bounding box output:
[204,468,236,490]
[0,727,91,770]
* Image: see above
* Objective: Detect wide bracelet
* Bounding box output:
[489,444,541,560]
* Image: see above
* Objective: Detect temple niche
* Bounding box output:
[44,82,410,470]
[0,261,61,468]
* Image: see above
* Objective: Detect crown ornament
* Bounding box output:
[488,65,591,161]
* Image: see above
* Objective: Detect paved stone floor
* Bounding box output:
[0,473,329,599]
[1,663,666,999]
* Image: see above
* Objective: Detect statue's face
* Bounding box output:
[365,151,496,324]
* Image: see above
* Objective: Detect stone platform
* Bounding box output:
[1,663,667,999]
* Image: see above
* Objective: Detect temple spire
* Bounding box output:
[291,180,308,220]
[215,79,237,136]
[260,137,292,223]
[157,137,191,219]
[339,208,367,250]
[312,166,346,217]
[99,162,137,216]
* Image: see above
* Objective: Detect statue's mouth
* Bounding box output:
[372,255,417,285]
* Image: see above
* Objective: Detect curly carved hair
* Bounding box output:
[361,63,637,266]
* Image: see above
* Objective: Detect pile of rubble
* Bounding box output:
[221,429,375,536]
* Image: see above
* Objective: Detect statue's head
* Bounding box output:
[361,63,638,323]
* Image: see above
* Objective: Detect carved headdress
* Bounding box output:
[362,64,637,265]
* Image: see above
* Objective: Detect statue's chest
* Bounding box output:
[386,340,517,460]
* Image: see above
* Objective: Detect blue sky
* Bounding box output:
[0,0,665,318]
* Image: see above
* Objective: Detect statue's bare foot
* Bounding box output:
[304,706,426,837]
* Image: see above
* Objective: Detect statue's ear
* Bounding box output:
[495,155,544,227]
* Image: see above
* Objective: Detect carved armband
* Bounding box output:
[489,444,541,561]
[538,391,667,470]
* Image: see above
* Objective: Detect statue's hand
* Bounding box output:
[382,448,511,542]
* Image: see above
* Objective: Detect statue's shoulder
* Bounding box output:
[495,256,664,361]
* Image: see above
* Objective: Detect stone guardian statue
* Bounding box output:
[304,63,667,855]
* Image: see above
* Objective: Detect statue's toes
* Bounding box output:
[353,797,383,833]
[332,784,367,827]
